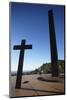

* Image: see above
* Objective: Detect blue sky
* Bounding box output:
[10,2,65,72]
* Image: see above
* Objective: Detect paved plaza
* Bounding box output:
[10,74,65,97]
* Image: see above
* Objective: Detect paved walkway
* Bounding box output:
[10,74,65,97]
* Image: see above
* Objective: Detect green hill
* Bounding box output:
[32,60,65,74]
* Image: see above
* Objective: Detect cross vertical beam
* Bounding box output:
[13,40,32,88]
[48,10,59,77]
[15,40,25,88]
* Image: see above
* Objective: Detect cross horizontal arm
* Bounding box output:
[13,45,32,50]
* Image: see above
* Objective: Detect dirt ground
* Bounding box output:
[9,74,65,97]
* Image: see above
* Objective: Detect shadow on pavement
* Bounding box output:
[37,77,62,82]
[20,87,64,94]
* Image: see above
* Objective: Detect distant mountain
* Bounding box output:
[11,70,33,76]
[11,60,65,76]
[32,60,65,74]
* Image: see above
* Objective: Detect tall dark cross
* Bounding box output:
[13,40,32,88]
[48,10,59,77]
